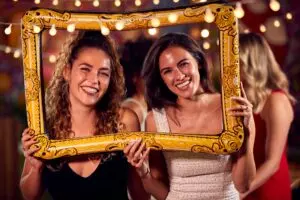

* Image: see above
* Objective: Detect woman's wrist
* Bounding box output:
[137,166,151,179]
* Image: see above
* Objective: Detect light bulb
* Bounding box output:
[135,0,141,6]
[269,0,280,12]
[34,0,40,4]
[234,2,245,19]
[153,0,159,5]
[5,46,11,54]
[49,24,57,36]
[114,0,121,7]
[148,28,157,36]
[101,26,110,35]
[14,49,21,58]
[259,24,266,32]
[67,24,75,32]
[49,55,56,63]
[151,18,160,27]
[286,12,292,20]
[52,0,58,6]
[75,0,81,7]
[93,0,99,7]
[204,8,215,23]
[33,25,41,33]
[273,20,280,27]
[115,21,125,30]
[203,41,210,50]
[173,0,180,3]
[168,13,178,23]
[201,29,209,38]
[4,24,12,35]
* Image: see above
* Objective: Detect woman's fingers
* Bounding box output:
[23,139,39,150]
[128,139,142,157]
[231,97,251,106]
[135,147,150,168]
[240,82,248,99]
[133,142,146,161]
[24,145,40,157]
[123,140,136,155]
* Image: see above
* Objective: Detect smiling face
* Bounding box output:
[159,46,202,100]
[64,47,111,108]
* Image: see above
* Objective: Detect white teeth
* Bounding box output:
[177,80,190,88]
[82,86,99,94]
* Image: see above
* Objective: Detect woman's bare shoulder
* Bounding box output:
[118,107,140,131]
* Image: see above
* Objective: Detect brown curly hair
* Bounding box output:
[45,31,125,139]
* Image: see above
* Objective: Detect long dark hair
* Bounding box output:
[142,32,213,109]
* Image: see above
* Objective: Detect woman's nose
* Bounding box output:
[87,71,99,84]
[174,68,185,80]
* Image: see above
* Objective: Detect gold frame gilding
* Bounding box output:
[22,3,243,160]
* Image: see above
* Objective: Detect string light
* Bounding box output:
[5,46,12,54]
[204,8,215,23]
[100,25,110,35]
[150,18,160,27]
[4,24,12,35]
[13,49,21,58]
[148,28,157,36]
[115,21,125,30]
[49,55,56,63]
[244,29,250,33]
[52,0,58,6]
[203,41,210,50]
[168,13,178,23]
[201,29,209,38]
[93,0,99,7]
[269,0,280,12]
[273,19,280,27]
[75,0,81,7]
[135,0,141,7]
[114,0,121,7]
[49,24,57,36]
[153,0,159,5]
[286,12,292,20]
[259,24,266,32]
[67,23,76,32]
[33,25,41,33]
[34,0,40,4]
[13,0,18,2]
[173,0,180,3]
[234,2,245,19]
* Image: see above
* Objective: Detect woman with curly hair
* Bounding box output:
[239,33,296,200]
[20,31,148,200]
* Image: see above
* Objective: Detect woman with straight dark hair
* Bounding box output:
[124,32,256,200]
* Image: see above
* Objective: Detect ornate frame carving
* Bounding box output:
[22,3,243,159]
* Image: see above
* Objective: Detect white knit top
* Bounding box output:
[152,108,239,200]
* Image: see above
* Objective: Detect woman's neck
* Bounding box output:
[69,106,97,137]
[176,92,210,113]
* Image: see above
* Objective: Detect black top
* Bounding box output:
[42,152,129,200]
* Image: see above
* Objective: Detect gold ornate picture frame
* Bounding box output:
[22,2,243,160]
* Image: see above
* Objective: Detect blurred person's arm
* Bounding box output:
[240,92,294,198]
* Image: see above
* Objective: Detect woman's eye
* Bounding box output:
[180,62,189,67]
[81,67,90,72]
[100,72,109,77]
[163,69,171,75]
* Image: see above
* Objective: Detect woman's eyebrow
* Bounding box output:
[177,58,188,66]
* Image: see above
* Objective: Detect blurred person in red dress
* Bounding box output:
[239,33,296,200]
